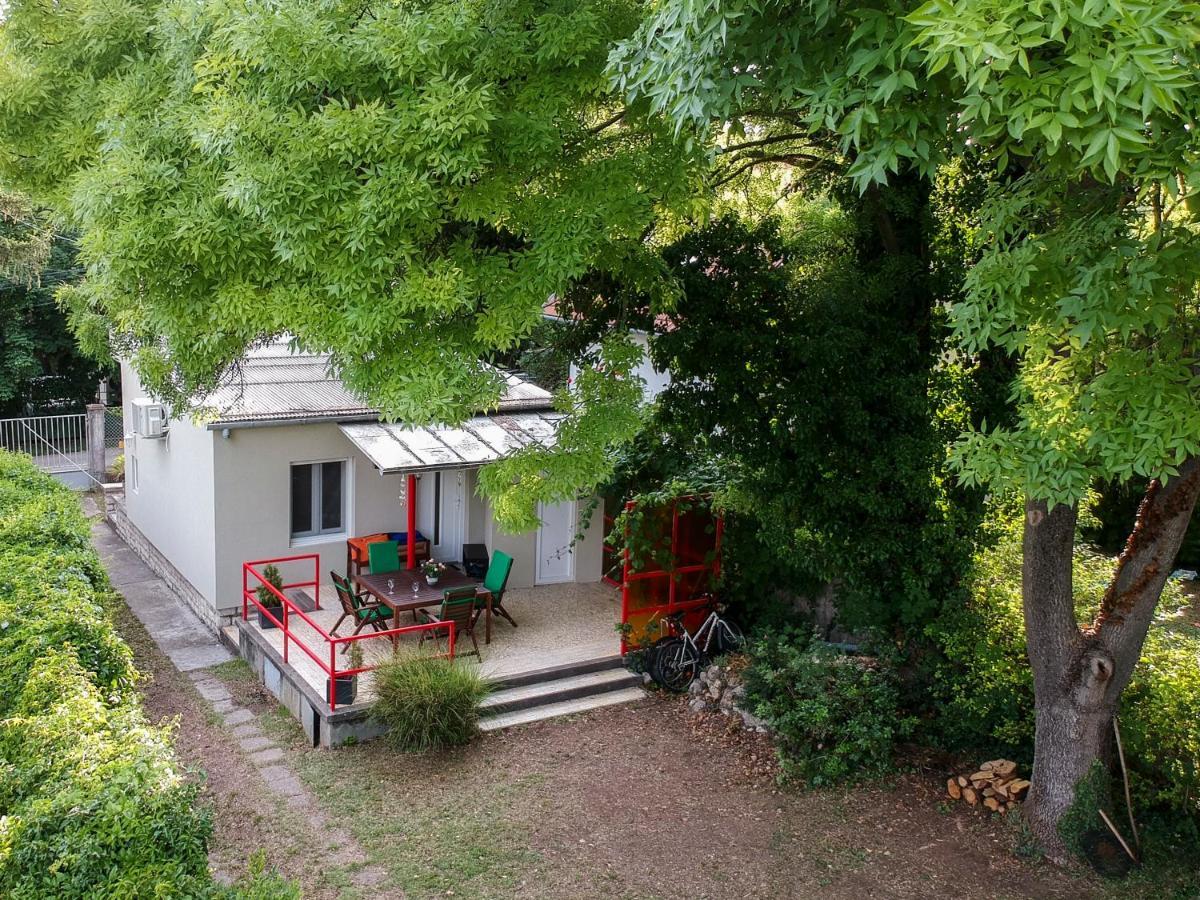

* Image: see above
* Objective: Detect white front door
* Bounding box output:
[423,470,466,562]
[535,500,575,584]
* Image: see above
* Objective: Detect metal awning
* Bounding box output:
[339,412,565,474]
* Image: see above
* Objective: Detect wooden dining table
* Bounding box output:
[353,568,494,645]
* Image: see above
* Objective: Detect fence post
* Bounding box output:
[86,404,106,485]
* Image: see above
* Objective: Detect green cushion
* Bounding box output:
[356,606,390,622]
[368,540,401,574]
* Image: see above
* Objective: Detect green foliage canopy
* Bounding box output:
[647,209,979,630]
[613,0,1200,506]
[0,0,702,522]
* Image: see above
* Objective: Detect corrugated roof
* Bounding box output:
[200,340,553,427]
[339,412,565,473]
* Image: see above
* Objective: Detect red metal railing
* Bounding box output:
[242,555,454,711]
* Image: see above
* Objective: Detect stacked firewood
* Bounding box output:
[946,759,1031,813]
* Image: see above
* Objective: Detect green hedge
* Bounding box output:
[927,504,1200,820]
[0,452,295,898]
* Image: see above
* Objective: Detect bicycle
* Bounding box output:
[648,601,745,692]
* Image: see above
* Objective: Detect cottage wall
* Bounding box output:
[211,422,410,617]
[120,362,219,617]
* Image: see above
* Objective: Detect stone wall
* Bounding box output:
[687,662,771,733]
[102,488,219,633]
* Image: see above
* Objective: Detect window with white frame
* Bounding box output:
[290,460,346,539]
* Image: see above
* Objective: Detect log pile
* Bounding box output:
[946,759,1030,813]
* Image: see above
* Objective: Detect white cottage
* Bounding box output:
[117,341,604,630]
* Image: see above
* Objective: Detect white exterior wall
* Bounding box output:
[570,330,670,403]
[482,494,604,590]
[120,362,219,605]
[211,422,411,615]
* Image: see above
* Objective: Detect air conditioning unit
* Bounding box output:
[132,399,167,438]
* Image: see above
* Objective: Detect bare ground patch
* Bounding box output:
[114,597,1119,900]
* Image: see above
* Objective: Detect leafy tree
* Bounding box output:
[614,0,1200,857]
[0,0,700,520]
[650,212,979,633]
[0,199,107,414]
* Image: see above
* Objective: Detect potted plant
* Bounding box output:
[422,559,446,586]
[329,641,362,706]
[255,564,284,629]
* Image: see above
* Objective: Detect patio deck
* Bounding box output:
[242,580,622,705]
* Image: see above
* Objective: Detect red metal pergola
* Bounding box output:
[616,494,723,653]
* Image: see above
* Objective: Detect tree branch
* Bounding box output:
[718,132,811,155]
[587,110,626,135]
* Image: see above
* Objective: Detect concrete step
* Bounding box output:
[489,654,626,689]
[480,667,641,715]
[478,687,646,732]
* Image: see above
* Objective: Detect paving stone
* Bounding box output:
[222,708,255,727]
[259,765,305,797]
[249,747,284,765]
[231,722,263,740]
[210,699,236,714]
[238,735,274,753]
[193,680,232,703]
[284,792,311,809]
[91,520,232,671]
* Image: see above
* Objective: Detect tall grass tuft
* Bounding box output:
[371,652,492,752]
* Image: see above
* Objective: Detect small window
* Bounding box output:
[129,453,139,493]
[290,460,345,538]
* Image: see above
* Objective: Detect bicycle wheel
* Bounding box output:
[656,638,702,692]
[647,636,681,687]
[715,618,746,654]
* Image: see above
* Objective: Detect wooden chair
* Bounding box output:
[419,586,481,659]
[329,571,390,649]
[477,550,516,628]
[367,540,401,574]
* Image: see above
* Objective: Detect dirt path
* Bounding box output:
[113,603,386,896]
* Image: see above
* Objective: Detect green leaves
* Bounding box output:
[0,0,699,430]
[479,333,648,531]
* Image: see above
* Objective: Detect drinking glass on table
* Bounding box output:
[387,578,395,594]
[412,580,421,595]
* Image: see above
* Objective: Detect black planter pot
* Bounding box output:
[327,675,357,706]
[257,605,282,629]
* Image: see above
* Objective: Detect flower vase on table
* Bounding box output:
[422,559,446,587]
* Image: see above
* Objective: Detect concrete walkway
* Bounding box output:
[90,519,233,672]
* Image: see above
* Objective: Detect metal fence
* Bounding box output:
[105,407,125,448]
[0,413,89,473]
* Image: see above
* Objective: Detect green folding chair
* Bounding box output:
[329,571,391,649]
[367,539,401,574]
[479,550,516,628]
[419,586,481,659]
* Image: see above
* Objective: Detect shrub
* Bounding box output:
[928,500,1200,821]
[372,652,492,752]
[255,564,284,608]
[0,451,294,897]
[743,629,916,785]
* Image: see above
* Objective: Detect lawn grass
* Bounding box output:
[288,747,542,899]
[209,657,257,684]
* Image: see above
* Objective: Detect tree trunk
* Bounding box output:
[1022,457,1200,861]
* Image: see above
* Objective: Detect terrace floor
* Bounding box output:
[241,580,623,704]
